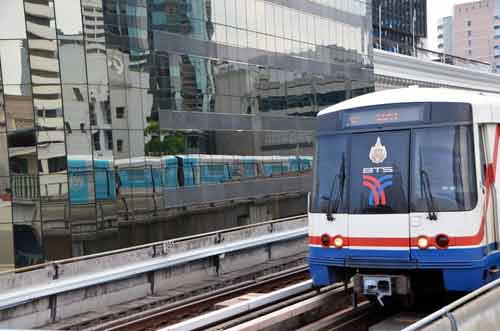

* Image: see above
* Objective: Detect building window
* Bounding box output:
[468,30,472,37]
[101,101,111,124]
[72,87,84,101]
[104,130,113,150]
[116,106,125,119]
[92,131,101,151]
[468,40,472,47]
[48,157,67,173]
[89,102,97,126]
[467,20,472,27]
[468,49,473,56]
[117,139,123,152]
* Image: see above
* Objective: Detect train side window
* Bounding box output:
[479,125,486,185]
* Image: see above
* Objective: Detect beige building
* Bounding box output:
[452,0,500,70]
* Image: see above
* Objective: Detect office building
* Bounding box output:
[372,0,427,54]
[0,0,373,269]
[437,16,454,55]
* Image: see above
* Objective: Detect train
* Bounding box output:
[67,154,313,204]
[309,87,500,305]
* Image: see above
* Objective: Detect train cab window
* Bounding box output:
[410,126,477,212]
[311,135,349,213]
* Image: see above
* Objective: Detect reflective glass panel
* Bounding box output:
[0,0,27,39]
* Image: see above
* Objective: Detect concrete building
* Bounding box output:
[495,0,500,70]
[453,0,499,69]
[438,16,454,55]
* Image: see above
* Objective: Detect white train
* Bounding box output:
[309,88,500,304]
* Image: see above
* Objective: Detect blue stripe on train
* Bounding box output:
[309,244,500,291]
[309,244,496,269]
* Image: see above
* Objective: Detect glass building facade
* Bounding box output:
[373,0,427,54]
[0,0,373,269]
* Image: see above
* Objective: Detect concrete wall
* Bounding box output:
[419,283,500,330]
[54,192,307,256]
[0,216,307,329]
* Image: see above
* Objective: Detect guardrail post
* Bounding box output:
[215,232,224,245]
[148,271,155,295]
[49,263,60,323]
[215,253,224,277]
[214,232,224,276]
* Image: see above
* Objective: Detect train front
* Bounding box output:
[308,91,488,303]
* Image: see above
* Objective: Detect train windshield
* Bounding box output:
[311,125,477,214]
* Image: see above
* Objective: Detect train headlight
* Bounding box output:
[333,235,344,249]
[435,234,449,249]
[417,236,430,249]
[321,234,331,248]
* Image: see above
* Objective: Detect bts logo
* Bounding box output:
[363,175,393,206]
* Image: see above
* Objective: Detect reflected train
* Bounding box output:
[68,154,313,204]
[309,88,500,305]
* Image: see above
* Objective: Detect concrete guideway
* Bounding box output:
[0,216,307,329]
[402,275,500,330]
[159,280,315,331]
[374,49,500,93]
[169,282,384,331]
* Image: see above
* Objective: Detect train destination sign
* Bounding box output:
[342,104,427,128]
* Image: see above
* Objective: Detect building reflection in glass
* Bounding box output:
[0,0,373,269]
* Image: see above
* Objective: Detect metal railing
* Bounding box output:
[0,215,307,311]
[375,38,496,74]
[11,174,39,201]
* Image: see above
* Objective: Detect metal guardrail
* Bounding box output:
[1,214,307,275]
[0,216,307,310]
[402,277,500,331]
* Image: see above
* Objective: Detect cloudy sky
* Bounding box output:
[426,0,474,51]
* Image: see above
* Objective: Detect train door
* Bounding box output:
[348,130,411,261]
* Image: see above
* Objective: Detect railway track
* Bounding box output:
[79,266,310,331]
[80,270,397,331]
[77,272,451,331]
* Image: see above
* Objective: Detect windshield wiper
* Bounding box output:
[322,156,346,221]
[324,175,340,221]
[420,170,438,220]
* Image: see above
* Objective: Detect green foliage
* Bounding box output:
[144,121,186,156]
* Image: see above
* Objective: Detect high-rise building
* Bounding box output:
[0,0,373,270]
[372,0,427,54]
[437,16,454,55]
[451,0,500,70]
[494,0,500,70]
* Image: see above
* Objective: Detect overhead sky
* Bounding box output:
[426,0,476,51]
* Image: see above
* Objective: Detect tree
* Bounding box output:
[144,121,186,156]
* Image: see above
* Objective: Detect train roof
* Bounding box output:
[114,157,162,166]
[318,88,500,117]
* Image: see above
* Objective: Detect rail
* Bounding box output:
[0,215,307,311]
[159,280,315,331]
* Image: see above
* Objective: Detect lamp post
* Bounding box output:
[412,3,417,56]
[378,2,382,49]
